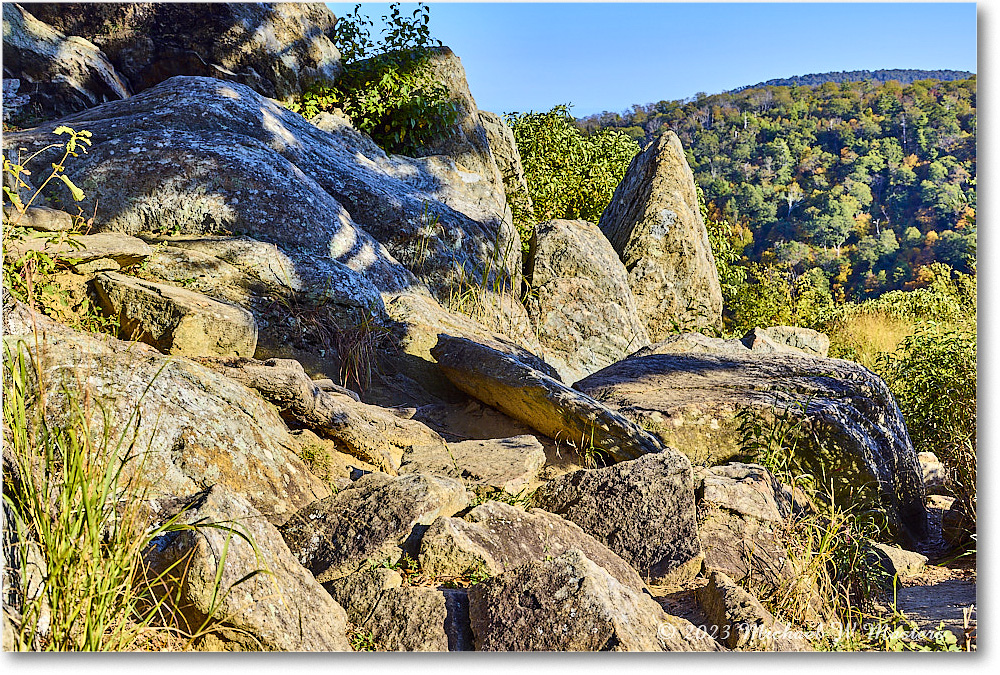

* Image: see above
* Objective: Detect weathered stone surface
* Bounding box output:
[2,3,130,118]
[873,543,927,577]
[5,232,151,269]
[279,472,470,582]
[941,499,974,548]
[3,302,328,526]
[431,335,663,463]
[27,2,343,101]
[400,435,545,493]
[759,326,830,357]
[3,76,519,301]
[406,47,505,199]
[3,204,75,232]
[323,568,461,651]
[525,219,650,383]
[575,350,928,542]
[94,271,258,358]
[697,569,812,651]
[201,356,448,474]
[478,109,532,217]
[468,549,723,651]
[598,132,723,338]
[143,485,351,651]
[3,77,30,121]
[533,452,701,584]
[918,451,948,494]
[377,291,553,406]
[419,501,647,594]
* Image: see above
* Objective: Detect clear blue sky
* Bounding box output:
[326,2,977,117]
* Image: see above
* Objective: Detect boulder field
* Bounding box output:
[2,2,930,652]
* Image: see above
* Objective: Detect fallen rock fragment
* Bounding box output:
[399,435,545,494]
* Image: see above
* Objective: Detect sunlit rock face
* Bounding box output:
[2,75,520,303]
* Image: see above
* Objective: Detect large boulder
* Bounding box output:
[467,549,723,651]
[532,452,702,584]
[431,335,664,463]
[3,301,328,526]
[278,472,471,582]
[143,485,351,651]
[418,501,648,594]
[575,349,928,542]
[524,219,650,383]
[93,271,258,358]
[2,3,130,118]
[598,132,723,338]
[24,2,343,101]
[3,75,519,303]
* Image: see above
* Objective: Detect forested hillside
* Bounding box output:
[730,69,973,91]
[576,76,977,303]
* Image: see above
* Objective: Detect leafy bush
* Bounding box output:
[880,323,976,529]
[507,104,640,252]
[288,3,458,156]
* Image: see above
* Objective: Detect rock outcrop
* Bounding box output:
[533,452,702,584]
[431,334,664,463]
[278,473,470,582]
[524,219,650,383]
[575,349,928,542]
[467,549,723,651]
[2,75,519,303]
[418,501,647,594]
[598,132,723,337]
[3,303,328,526]
[143,486,351,651]
[2,3,131,118]
[478,110,533,217]
[23,2,343,101]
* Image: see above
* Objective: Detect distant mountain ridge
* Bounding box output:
[730,69,974,92]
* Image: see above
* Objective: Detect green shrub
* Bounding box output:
[507,104,640,252]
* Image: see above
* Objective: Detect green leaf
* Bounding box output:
[58,174,86,201]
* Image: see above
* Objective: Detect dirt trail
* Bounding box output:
[894,495,976,647]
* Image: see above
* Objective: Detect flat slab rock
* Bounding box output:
[399,434,545,494]
[468,549,723,651]
[575,348,928,542]
[279,472,471,582]
[5,231,151,269]
[533,451,702,585]
[143,485,351,651]
[418,501,647,594]
[94,271,257,358]
[431,334,664,463]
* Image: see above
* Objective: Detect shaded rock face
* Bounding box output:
[2,3,131,118]
[575,350,928,542]
[525,219,650,383]
[93,271,258,358]
[143,486,351,651]
[25,2,342,101]
[533,452,702,585]
[697,570,812,651]
[418,501,648,594]
[3,75,519,304]
[431,334,664,463]
[3,308,328,526]
[278,473,470,582]
[598,132,723,338]
[467,549,723,652]
[323,567,470,651]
